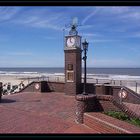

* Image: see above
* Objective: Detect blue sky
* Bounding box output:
[0,6,140,68]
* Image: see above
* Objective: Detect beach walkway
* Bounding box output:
[0,92,97,133]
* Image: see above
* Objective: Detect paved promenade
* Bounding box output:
[0,92,97,134]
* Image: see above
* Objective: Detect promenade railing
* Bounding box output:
[20,75,140,94]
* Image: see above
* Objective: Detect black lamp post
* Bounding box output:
[82,39,88,95]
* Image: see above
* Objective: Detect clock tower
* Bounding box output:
[64,22,82,96]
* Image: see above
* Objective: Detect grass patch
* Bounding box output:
[104,111,140,127]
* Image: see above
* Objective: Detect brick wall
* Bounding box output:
[93,95,121,112]
[96,100,121,112]
[46,82,64,92]
[112,86,140,104]
[94,84,140,104]
[21,81,64,93]
[95,84,113,95]
[81,83,95,94]
[21,82,41,93]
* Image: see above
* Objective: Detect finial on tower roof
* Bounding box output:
[69,17,78,35]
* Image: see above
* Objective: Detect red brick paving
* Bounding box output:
[1,92,140,134]
[0,92,97,134]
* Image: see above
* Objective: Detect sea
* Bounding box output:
[0,67,140,81]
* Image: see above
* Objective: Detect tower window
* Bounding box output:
[67,71,74,82]
[67,64,73,71]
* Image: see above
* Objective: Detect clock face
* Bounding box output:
[67,37,75,47]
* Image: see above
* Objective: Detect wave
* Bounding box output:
[1,70,140,81]
[0,71,40,76]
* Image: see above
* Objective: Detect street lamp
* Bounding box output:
[82,39,89,95]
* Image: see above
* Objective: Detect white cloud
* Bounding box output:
[82,7,100,25]
[14,16,62,31]
[0,7,20,22]
[82,33,100,37]
[119,10,140,21]
[81,6,130,25]
[101,6,130,14]
[11,9,65,31]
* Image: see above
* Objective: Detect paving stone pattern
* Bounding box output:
[0,92,96,133]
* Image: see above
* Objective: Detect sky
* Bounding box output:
[0,6,140,68]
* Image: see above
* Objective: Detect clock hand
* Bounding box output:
[70,37,72,43]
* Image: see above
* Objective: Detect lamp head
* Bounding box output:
[82,39,88,50]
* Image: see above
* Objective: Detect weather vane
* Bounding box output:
[69,17,78,35]
[64,17,80,36]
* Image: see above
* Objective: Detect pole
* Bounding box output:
[83,49,87,95]
[136,82,137,93]
[120,88,123,104]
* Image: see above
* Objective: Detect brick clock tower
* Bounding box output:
[64,24,82,95]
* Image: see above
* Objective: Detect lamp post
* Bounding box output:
[82,39,88,95]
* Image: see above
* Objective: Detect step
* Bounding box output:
[84,112,140,134]
[63,124,100,133]
[124,102,140,117]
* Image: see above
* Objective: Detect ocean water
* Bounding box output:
[0,67,140,81]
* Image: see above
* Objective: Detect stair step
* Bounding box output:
[124,102,140,117]
[63,124,100,133]
[84,112,136,134]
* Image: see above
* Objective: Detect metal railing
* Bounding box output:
[83,77,140,94]
[28,76,140,94]
[25,76,65,83]
[2,75,140,95]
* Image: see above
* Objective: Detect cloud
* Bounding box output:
[82,33,100,37]
[82,7,100,25]
[11,8,66,31]
[0,7,21,22]
[81,6,130,25]
[101,6,130,14]
[119,9,140,21]
[14,16,62,31]
[81,32,119,43]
